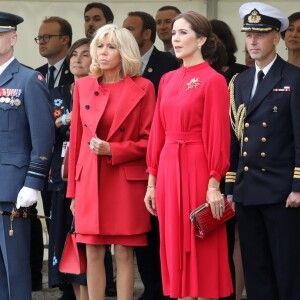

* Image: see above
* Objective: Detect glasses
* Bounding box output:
[34,34,64,44]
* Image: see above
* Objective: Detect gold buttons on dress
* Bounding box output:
[244,137,249,142]
[262,122,267,127]
[245,123,250,128]
[243,152,247,157]
[244,166,249,171]
[261,137,267,142]
[261,152,266,157]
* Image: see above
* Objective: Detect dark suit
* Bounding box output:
[134,46,179,300]
[30,58,73,291]
[36,58,74,89]
[226,55,300,300]
[0,59,54,299]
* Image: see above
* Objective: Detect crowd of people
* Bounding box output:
[0,1,300,300]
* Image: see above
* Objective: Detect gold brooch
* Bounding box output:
[248,9,261,24]
[185,78,201,91]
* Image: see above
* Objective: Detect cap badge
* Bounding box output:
[248,9,262,24]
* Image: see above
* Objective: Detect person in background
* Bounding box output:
[226,3,300,300]
[281,12,300,67]
[31,15,73,295]
[155,6,181,54]
[144,11,233,300]
[67,24,156,300]
[210,19,248,300]
[0,11,54,300]
[123,11,179,300]
[47,38,91,300]
[84,2,114,39]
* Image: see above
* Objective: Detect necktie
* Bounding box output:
[48,65,56,90]
[256,70,264,92]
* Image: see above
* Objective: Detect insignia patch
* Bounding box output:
[185,78,201,91]
[273,106,278,113]
[39,155,48,161]
[248,9,262,24]
[273,86,291,92]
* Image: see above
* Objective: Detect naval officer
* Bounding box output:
[226,2,300,300]
[0,11,54,300]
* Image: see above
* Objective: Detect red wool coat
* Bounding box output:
[67,75,156,236]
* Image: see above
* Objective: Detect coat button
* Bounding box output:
[94,91,99,96]
[243,152,247,157]
[85,105,90,110]
[261,168,266,172]
[261,137,267,142]
[245,123,250,128]
[244,137,249,142]
[260,152,266,157]
[262,122,267,127]
[244,166,249,171]
[119,127,125,132]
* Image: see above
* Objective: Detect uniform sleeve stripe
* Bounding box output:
[226,172,236,175]
[225,179,236,183]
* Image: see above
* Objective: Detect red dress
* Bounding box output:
[147,63,233,298]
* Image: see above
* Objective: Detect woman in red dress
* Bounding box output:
[144,11,233,299]
[67,24,156,300]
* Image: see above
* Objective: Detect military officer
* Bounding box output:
[226,3,300,300]
[0,11,54,300]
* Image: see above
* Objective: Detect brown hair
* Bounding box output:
[172,11,227,73]
[66,38,91,65]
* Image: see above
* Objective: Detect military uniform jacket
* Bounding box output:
[225,55,300,205]
[0,58,54,202]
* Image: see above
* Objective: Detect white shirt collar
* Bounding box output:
[141,45,154,74]
[0,57,15,75]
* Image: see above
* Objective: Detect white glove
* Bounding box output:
[16,187,39,209]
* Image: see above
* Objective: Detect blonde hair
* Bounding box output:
[90,24,141,78]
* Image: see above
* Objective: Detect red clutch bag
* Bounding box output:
[190,197,235,238]
[59,220,87,274]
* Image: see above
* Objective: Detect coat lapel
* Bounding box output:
[0,59,19,86]
[142,47,158,79]
[247,56,284,116]
[107,76,145,140]
[240,68,255,108]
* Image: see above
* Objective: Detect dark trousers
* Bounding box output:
[236,202,300,300]
[135,215,164,299]
[30,203,44,289]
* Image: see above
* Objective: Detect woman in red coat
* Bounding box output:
[66,24,156,300]
[144,12,233,299]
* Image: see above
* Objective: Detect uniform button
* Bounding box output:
[261,152,266,157]
[94,91,99,96]
[245,123,250,128]
[244,166,249,171]
[262,122,267,127]
[261,168,266,172]
[261,137,267,142]
[243,152,247,157]
[244,137,249,142]
[85,105,90,110]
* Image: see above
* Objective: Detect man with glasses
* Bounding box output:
[35,16,73,89]
[32,16,73,296]
[0,11,54,300]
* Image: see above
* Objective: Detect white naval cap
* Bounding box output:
[239,2,289,33]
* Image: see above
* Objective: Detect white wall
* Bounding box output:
[3,0,300,68]
[3,0,206,69]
